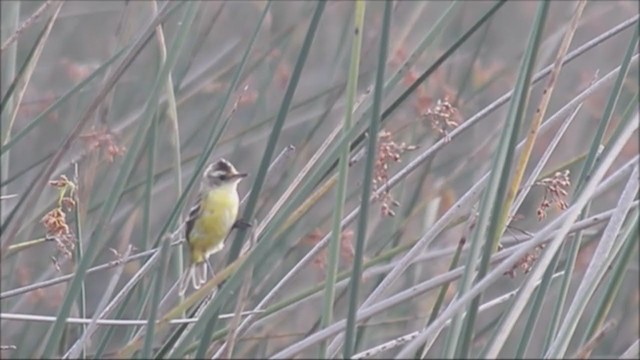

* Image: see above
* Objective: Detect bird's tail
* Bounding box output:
[178,262,208,296]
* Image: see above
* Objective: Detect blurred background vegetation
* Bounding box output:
[1,0,638,358]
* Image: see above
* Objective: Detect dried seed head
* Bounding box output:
[60,58,98,83]
[49,175,72,188]
[303,228,358,273]
[373,129,417,217]
[504,243,546,278]
[41,208,68,238]
[422,97,461,142]
[42,174,78,267]
[61,197,76,211]
[339,230,355,264]
[536,170,571,221]
[80,129,126,163]
[276,62,291,90]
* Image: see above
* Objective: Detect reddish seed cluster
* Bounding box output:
[373,130,417,217]
[503,171,571,277]
[303,229,355,272]
[276,62,291,90]
[80,129,126,163]
[41,175,77,267]
[423,97,460,142]
[504,243,547,278]
[536,170,571,221]
[41,208,69,240]
[59,58,98,83]
[17,91,58,122]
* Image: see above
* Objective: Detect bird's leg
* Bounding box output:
[248,218,258,247]
[178,266,192,296]
[196,262,208,288]
[239,218,259,256]
[191,264,202,290]
[205,258,215,280]
[232,219,252,230]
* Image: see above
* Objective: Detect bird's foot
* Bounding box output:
[232,219,252,230]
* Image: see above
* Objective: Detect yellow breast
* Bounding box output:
[189,184,240,263]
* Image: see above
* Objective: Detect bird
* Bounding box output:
[179,158,247,295]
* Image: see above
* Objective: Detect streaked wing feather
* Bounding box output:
[185,194,203,242]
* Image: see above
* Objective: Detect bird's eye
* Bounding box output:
[207,170,226,182]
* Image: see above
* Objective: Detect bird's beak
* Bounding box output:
[232,172,248,180]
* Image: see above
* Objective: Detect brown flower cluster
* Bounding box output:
[17,91,58,122]
[373,130,417,217]
[303,228,355,272]
[504,243,546,278]
[41,175,77,266]
[423,97,460,142]
[80,129,126,163]
[265,47,290,90]
[536,170,571,221]
[276,62,291,90]
[231,84,256,113]
[59,58,98,83]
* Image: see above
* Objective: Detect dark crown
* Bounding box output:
[213,158,235,173]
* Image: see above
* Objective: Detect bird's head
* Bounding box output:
[202,158,247,189]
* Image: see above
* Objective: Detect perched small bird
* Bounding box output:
[179,158,247,295]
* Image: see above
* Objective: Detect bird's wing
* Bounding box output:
[185,193,203,242]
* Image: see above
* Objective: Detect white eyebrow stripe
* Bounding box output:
[209,170,227,178]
